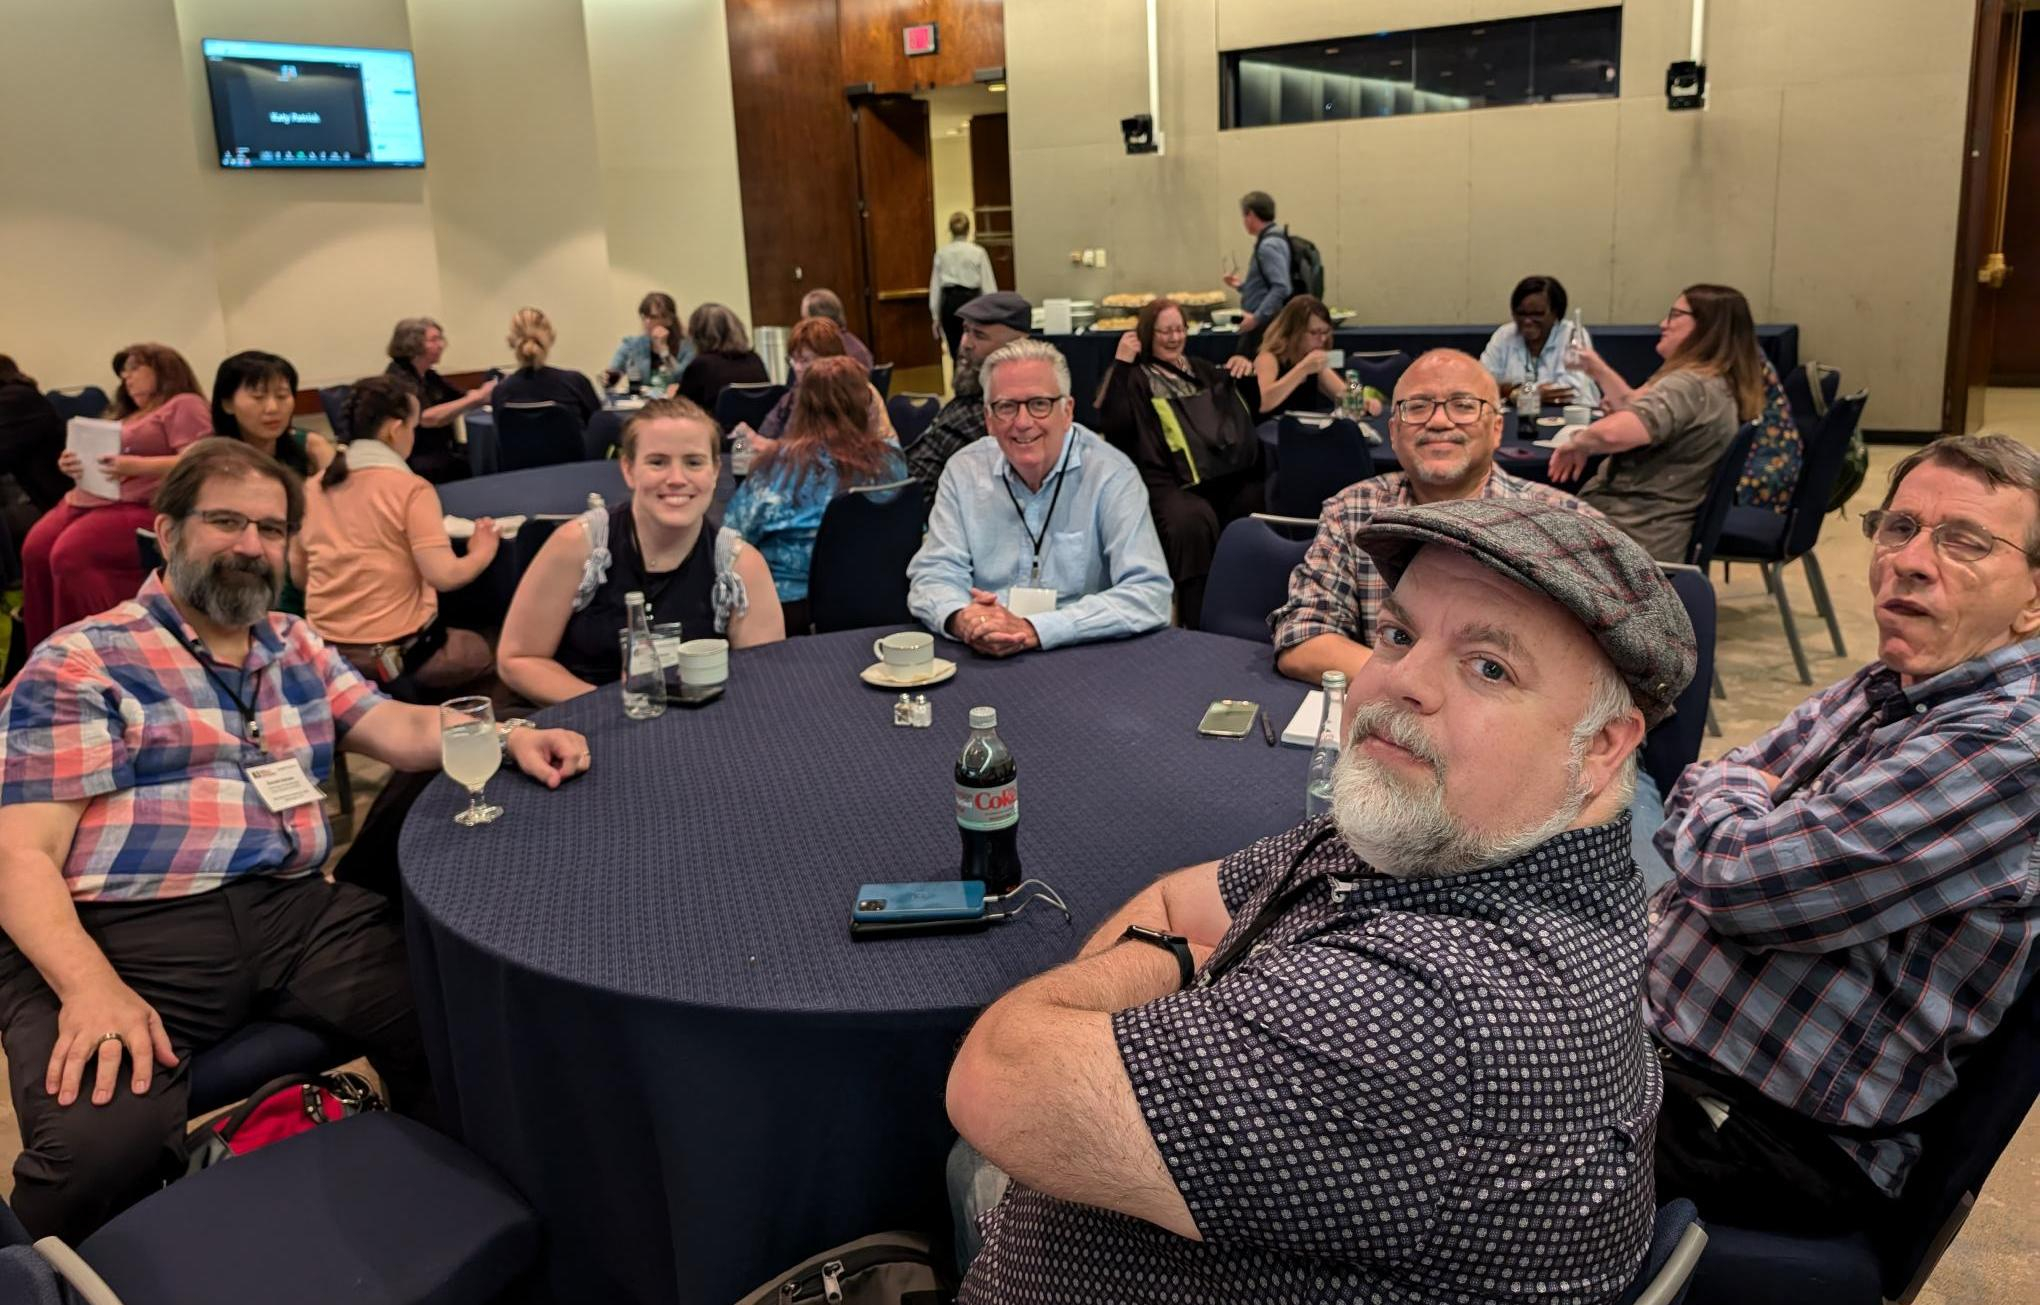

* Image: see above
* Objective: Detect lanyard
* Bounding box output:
[1001,435,1075,585]
[1195,824,1345,988]
[167,626,267,751]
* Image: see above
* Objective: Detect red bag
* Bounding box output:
[185,1071,384,1174]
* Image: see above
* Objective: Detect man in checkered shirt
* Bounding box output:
[947,498,1697,1303]
[0,441,591,1241]
[1648,433,2040,1234]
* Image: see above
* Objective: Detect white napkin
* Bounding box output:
[442,513,528,540]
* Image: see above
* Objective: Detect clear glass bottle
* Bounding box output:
[587,491,606,515]
[1564,306,1587,369]
[730,427,753,478]
[1515,366,1541,416]
[1304,670,1347,819]
[1342,368,1362,418]
[621,590,666,720]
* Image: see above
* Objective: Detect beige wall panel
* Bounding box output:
[1617,0,1694,99]
[1335,113,1474,324]
[1771,74,1968,431]
[1216,2,1475,52]
[584,0,752,331]
[1609,87,1783,321]
[1157,0,1222,142]
[1006,1,1156,152]
[0,0,228,389]
[407,0,614,378]
[1010,138,1222,304]
[1217,121,1343,295]
[1701,0,1974,95]
[1466,101,1621,322]
[932,135,978,251]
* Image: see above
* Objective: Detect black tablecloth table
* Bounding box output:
[1047,322,1799,430]
[399,627,1312,1303]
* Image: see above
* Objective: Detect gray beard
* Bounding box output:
[167,540,280,629]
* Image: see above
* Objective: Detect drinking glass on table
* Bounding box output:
[439,695,504,826]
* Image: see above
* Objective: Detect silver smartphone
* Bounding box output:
[1197,699,1260,739]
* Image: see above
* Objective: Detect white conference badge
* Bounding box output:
[245,758,326,813]
[1008,586,1058,619]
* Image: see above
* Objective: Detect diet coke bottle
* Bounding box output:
[956,706,1021,894]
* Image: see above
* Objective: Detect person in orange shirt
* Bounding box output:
[297,375,499,699]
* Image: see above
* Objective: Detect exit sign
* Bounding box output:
[903,23,938,56]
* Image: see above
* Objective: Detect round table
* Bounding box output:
[400,627,1312,1304]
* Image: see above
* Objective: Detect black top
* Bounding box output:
[677,350,769,417]
[384,358,469,484]
[558,504,721,686]
[1096,355,1246,491]
[1262,364,1335,417]
[494,365,601,426]
[0,380,70,510]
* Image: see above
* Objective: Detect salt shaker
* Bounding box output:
[893,693,914,727]
[912,694,932,728]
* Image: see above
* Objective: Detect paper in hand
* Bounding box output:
[66,418,123,498]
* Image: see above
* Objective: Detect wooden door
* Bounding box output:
[1991,11,2040,382]
[852,95,941,368]
[969,111,1015,292]
[1945,0,2019,431]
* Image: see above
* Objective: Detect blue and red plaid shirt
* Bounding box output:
[1647,639,2040,1194]
[0,575,387,902]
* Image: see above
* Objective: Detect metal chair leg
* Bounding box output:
[1706,704,1722,737]
[1765,562,1813,684]
[1711,667,1726,701]
[1800,550,1847,658]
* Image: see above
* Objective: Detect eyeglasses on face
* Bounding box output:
[1862,509,2030,565]
[1390,395,1495,426]
[1663,306,1695,322]
[193,508,292,542]
[988,396,1065,422]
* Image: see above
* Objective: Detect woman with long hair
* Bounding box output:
[211,350,333,614]
[492,306,601,424]
[1552,283,1764,562]
[1252,295,1365,417]
[19,342,210,645]
[297,375,499,699]
[498,397,784,704]
[605,291,693,394]
[1095,297,1260,627]
[724,355,908,633]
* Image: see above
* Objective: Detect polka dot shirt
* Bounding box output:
[960,817,1660,1304]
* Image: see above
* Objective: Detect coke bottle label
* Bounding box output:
[955,780,1018,831]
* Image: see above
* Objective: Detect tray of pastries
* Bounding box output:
[1093,315,1139,332]
[1099,292,1155,311]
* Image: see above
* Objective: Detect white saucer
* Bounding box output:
[860,658,957,689]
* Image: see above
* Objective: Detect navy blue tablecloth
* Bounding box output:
[399,627,1312,1303]
[436,462,627,631]
[1047,322,1799,429]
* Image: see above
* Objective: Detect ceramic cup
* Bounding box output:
[1563,403,1593,428]
[872,631,935,676]
[677,637,730,688]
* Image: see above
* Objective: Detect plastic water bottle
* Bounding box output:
[1516,369,1541,417]
[1304,670,1347,819]
[621,590,666,720]
[1342,368,1362,417]
[1564,307,1587,369]
[956,706,1021,894]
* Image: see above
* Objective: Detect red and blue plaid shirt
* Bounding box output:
[1647,639,2040,1194]
[0,575,387,902]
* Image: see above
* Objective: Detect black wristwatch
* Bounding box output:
[1120,925,1195,991]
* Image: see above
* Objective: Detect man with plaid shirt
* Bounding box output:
[0,441,591,1241]
[1269,349,1600,689]
[1648,433,2040,1233]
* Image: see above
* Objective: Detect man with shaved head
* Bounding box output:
[1271,348,1601,689]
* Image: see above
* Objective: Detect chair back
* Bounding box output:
[318,384,354,441]
[1870,969,2040,1298]
[887,392,941,448]
[1778,391,1867,560]
[1616,1200,1708,1305]
[715,382,785,436]
[1202,516,1313,644]
[136,528,164,573]
[494,401,586,473]
[806,480,922,633]
[868,362,894,398]
[1642,567,1716,797]
[1683,421,1760,569]
[1271,416,1375,518]
[44,386,109,423]
[1780,364,1841,436]
[1347,350,1411,398]
[190,1021,355,1116]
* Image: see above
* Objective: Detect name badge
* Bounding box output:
[245,758,326,813]
[1008,586,1057,619]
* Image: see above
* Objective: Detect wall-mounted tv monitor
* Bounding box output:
[202,38,424,169]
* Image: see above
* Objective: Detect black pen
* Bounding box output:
[1260,711,1277,747]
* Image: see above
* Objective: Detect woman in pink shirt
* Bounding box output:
[19,342,212,646]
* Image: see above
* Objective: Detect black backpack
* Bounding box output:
[1256,227,1326,300]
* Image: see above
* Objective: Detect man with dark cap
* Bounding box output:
[945,498,1696,1303]
[905,291,1031,513]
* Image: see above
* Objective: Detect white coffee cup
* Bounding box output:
[677,637,729,688]
[872,631,934,674]
[1563,403,1593,428]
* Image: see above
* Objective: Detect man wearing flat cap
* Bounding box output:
[905,291,1035,514]
[944,498,1696,1303]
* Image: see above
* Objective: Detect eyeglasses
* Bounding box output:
[1862,509,2031,564]
[1390,395,1495,426]
[988,395,1065,422]
[194,509,292,542]
[1663,306,1695,321]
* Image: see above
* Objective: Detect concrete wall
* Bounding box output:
[1004,0,1976,431]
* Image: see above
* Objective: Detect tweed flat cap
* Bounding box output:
[1352,498,1697,728]
[957,292,1033,334]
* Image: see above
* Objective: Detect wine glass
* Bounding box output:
[439,695,504,826]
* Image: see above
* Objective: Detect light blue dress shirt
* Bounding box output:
[1478,320,1601,406]
[908,424,1172,650]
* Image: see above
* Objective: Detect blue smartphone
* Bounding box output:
[849,881,991,939]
